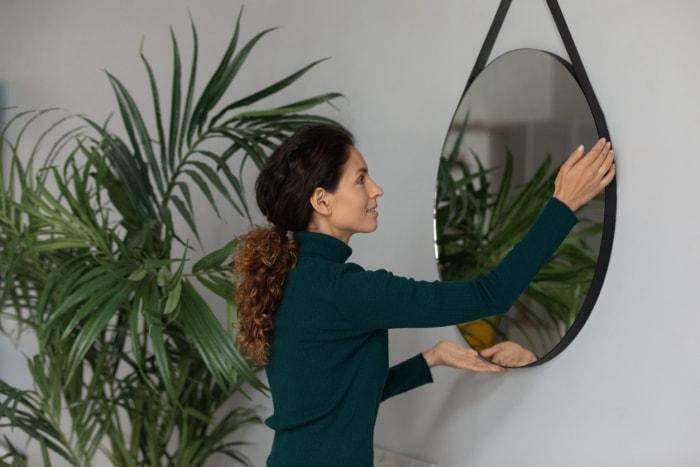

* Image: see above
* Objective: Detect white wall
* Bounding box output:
[2,1,700,466]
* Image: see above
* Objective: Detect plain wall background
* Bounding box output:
[2,1,700,466]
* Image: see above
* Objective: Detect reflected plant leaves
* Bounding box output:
[434,49,604,366]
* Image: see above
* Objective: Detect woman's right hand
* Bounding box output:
[553,138,616,211]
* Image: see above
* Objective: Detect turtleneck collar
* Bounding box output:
[293,231,352,264]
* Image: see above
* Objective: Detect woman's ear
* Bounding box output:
[309,187,331,216]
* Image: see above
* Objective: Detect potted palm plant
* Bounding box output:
[0,9,341,466]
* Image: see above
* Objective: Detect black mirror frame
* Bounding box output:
[449,0,617,366]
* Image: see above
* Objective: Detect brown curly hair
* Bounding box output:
[234,227,298,365]
[234,124,354,365]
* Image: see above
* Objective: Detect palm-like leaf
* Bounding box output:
[1,10,341,466]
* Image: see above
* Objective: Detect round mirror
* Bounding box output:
[434,48,607,367]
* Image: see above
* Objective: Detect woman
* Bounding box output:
[235,124,615,466]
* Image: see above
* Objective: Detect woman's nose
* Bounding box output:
[371,178,384,197]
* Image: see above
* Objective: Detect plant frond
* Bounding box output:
[2,11,339,464]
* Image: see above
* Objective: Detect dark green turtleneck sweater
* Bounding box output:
[264,197,577,466]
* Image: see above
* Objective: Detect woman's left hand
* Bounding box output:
[423,340,504,373]
[480,341,537,367]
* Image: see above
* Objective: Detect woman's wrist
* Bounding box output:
[422,346,438,368]
[551,193,578,212]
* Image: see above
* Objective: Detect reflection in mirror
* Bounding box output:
[434,48,603,367]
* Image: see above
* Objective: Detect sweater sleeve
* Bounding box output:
[333,197,577,330]
[381,353,433,401]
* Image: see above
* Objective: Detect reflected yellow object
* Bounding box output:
[458,316,499,352]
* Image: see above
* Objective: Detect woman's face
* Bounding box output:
[319,146,384,243]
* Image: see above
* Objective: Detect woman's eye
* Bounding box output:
[357,176,365,184]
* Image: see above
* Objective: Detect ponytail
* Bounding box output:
[234,226,298,366]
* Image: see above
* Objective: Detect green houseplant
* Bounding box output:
[0,10,341,466]
[435,119,603,355]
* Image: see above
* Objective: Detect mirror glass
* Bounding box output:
[434,48,604,366]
